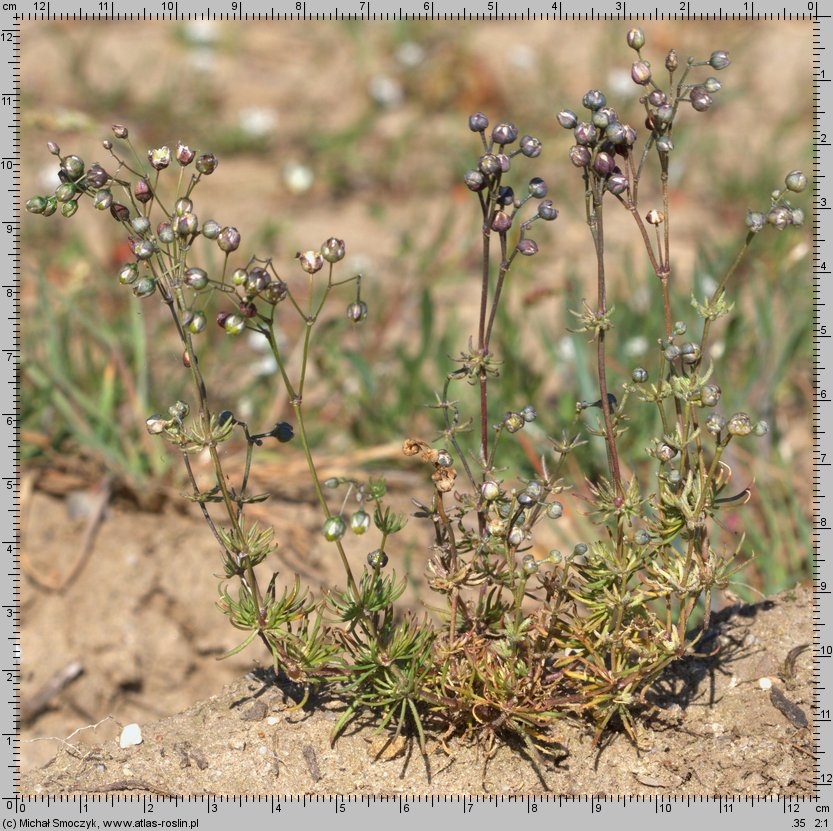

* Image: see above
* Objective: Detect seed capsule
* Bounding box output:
[785,170,808,193]
[367,549,388,568]
[322,515,347,542]
[556,109,577,129]
[351,510,371,535]
[346,301,368,322]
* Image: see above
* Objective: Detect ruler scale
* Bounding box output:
[6,2,829,827]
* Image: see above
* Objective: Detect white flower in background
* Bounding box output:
[557,336,576,362]
[38,163,60,191]
[395,41,425,68]
[700,275,719,296]
[282,161,314,195]
[368,74,403,108]
[187,47,216,73]
[624,335,649,358]
[184,20,219,45]
[607,68,632,97]
[508,45,537,71]
[238,107,278,139]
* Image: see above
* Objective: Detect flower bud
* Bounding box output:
[346,300,368,322]
[202,219,221,239]
[148,146,171,170]
[102,139,112,150]
[767,206,792,231]
[582,89,606,111]
[592,151,615,177]
[746,210,766,233]
[157,222,174,244]
[187,310,207,334]
[496,185,514,206]
[131,216,150,235]
[785,170,808,193]
[117,262,139,285]
[146,414,168,435]
[482,481,500,501]
[322,515,347,542]
[61,155,85,181]
[93,190,113,211]
[646,209,664,225]
[298,249,324,273]
[753,420,769,437]
[176,142,195,165]
[263,280,288,304]
[727,412,752,436]
[631,61,652,85]
[547,501,563,519]
[468,112,489,132]
[655,104,674,125]
[508,527,524,547]
[517,239,538,257]
[134,177,152,204]
[184,267,209,290]
[112,124,128,139]
[26,196,47,214]
[55,183,77,203]
[47,140,60,156]
[521,405,537,422]
[175,198,193,217]
[705,413,725,436]
[528,177,548,198]
[607,173,628,195]
[569,145,591,168]
[496,153,511,173]
[537,200,558,221]
[196,153,219,174]
[85,163,110,189]
[464,170,486,192]
[680,342,701,364]
[574,122,597,145]
[367,549,388,568]
[351,510,371,535]
[132,239,155,260]
[521,555,539,575]
[556,109,577,129]
[321,237,346,263]
[218,226,241,252]
[479,154,500,175]
[790,208,805,227]
[176,213,199,237]
[690,88,713,112]
[632,367,648,383]
[238,301,257,318]
[703,77,722,94]
[648,90,667,107]
[656,136,673,154]
[223,314,246,335]
[708,50,730,70]
[657,442,677,462]
[110,203,130,222]
[605,121,627,145]
[132,277,156,298]
[492,122,518,146]
[503,411,525,433]
[491,211,512,233]
[627,28,645,50]
[520,135,542,158]
[665,49,678,71]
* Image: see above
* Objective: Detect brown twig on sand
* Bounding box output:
[20,660,84,724]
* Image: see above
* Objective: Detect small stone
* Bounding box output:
[119,723,142,748]
[267,716,280,726]
[229,738,246,751]
[241,700,268,721]
[759,676,773,690]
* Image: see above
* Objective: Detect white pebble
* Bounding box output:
[119,723,142,748]
[759,677,773,690]
[267,716,279,726]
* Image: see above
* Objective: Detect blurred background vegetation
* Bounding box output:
[21,18,813,600]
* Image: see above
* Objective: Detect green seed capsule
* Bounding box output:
[322,515,347,542]
[60,200,78,218]
[132,277,156,298]
[350,510,371,535]
[55,183,77,203]
[187,311,207,334]
[117,262,139,285]
[26,196,47,214]
[223,314,245,335]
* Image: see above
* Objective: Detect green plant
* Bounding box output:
[25,29,807,766]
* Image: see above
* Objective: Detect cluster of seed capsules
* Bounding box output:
[553,29,733,193]
[461,112,558,255]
